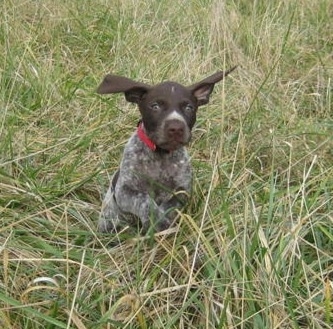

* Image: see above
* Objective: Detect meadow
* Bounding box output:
[0,0,332,328]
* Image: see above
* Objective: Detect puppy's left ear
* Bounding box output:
[188,66,237,106]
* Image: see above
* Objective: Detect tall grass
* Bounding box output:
[0,0,332,328]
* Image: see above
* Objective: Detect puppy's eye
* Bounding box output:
[151,103,161,111]
[184,104,194,112]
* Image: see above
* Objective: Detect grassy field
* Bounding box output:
[0,0,332,328]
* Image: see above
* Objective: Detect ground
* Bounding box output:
[0,0,332,328]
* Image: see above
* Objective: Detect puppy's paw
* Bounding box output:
[155,218,171,232]
[97,219,116,233]
[141,218,171,234]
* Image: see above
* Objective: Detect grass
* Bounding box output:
[0,0,332,328]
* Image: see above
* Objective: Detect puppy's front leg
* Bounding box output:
[159,188,189,222]
[115,185,170,232]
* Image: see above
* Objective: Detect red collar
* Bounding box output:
[137,122,157,151]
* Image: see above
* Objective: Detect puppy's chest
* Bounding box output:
[122,134,191,189]
[137,151,189,185]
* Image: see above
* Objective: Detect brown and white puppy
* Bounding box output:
[97,67,236,233]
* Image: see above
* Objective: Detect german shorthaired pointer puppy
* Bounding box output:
[97,67,236,233]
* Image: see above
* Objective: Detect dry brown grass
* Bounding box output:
[1,0,332,328]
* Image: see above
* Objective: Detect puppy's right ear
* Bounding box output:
[97,75,150,104]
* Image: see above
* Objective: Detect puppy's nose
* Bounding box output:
[165,119,185,139]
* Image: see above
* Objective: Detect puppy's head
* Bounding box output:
[97,67,236,151]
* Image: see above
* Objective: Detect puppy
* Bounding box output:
[97,67,236,233]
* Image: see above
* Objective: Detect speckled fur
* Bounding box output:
[98,131,191,233]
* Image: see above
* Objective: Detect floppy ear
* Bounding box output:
[188,66,237,106]
[97,74,151,104]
